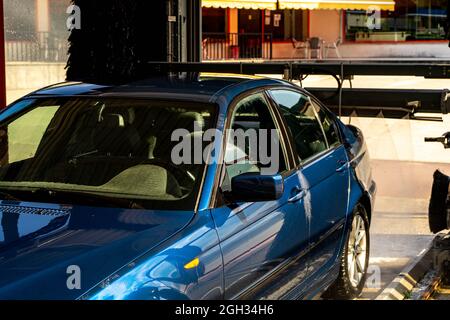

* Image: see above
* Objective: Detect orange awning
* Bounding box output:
[278,0,395,10]
[202,0,278,10]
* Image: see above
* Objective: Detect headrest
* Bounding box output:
[176,112,204,131]
[99,113,125,128]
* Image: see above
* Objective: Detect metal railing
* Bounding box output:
[202,32,273,61]
[5,32,68,63]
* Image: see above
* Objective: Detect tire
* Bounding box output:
[323,204,370,300]
[447,209,450,231]
[429,170,450,233]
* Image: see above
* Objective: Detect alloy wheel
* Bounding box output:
[347,215,368,288]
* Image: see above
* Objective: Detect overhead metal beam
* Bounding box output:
[144,61,450,118]
[146,60,450,79]
[307,88,450,118]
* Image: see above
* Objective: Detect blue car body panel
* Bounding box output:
[0,75,376,300]
[86,212,224,300]
[211,169,310,299]
[0,202,196,299]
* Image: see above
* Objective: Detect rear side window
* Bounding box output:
[311,100,341,148]
[269,89,328,162]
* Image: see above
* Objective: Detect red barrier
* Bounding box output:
[0,0,6,109]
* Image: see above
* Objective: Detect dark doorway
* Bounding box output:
[238,9,262,58]
[238,9,262,33]
[202,8,226,33]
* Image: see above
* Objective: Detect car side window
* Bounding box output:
[221,93,287,192]
[269,89,328,162]
[311,100,341,148]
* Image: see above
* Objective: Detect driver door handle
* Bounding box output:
[288,187,306,203]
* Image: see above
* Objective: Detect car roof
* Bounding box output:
[26,73,295,104]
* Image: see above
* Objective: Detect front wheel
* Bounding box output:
[323,204,370,299]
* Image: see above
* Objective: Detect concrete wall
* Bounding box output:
[273,41,450,59]
[228,8,238,34]
[339,42,450,59]
[36,0,50,32]
[6,62,67,103]
[342,116,450,164]
[272,42,296,59]
[309,10,340,43]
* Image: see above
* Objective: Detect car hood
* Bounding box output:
[0,200,194,300]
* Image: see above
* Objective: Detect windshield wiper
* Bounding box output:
[0,186,145,209]
[0,190,21,201]
[28,188,145,209]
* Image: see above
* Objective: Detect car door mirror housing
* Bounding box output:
[346,124,362,138]
[229,173,284,202]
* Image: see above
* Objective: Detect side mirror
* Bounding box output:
[229,173,284,202]
[346,124,362,138]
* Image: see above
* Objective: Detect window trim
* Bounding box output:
[264,89,300,175]
[310,99,330,150]
[309,97,342,149]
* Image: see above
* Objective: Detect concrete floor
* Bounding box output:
[360,160,448,299]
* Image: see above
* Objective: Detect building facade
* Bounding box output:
[3,0,70,103]
[3,0,449,62]
[202,0,450,59]
[4,0,69,62]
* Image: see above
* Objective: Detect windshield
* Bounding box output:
[0,97,217,210]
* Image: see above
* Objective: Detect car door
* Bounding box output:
[269,89,350,281]
[210,91,310,299]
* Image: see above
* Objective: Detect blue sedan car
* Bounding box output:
[0,74,375,300]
